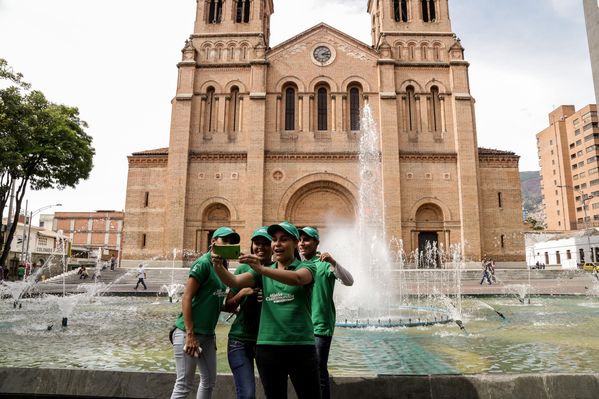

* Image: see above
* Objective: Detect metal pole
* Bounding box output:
[26,211,33,263]
[5,181,15,245]
[19,200,28,262]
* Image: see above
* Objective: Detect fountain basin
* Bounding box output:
[1,295,598,376]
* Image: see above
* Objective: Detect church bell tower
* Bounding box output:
[368,0,452,48]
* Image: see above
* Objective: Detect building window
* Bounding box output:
[207,0,223,23]
[317,87,328,131]
[394,0,409,22]
[545,252,549,265]
[142,234,147,249]
[144,192,149,208]
[235,0,251,23]
[406,85,417,132]
[579,248,585,262]
[229,87,240,133]
[498,192,503,208]
[421,0,436,22]
[430,86,441,132]
[284,86,296,131]
[567,250,572,260]
[556,251,561,265]
[501,234,505,248]
[205,87,216,132]
[349,87,361,131]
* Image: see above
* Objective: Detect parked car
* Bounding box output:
[582,262,599,273]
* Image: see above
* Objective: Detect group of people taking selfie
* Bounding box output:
[169,221,354,399]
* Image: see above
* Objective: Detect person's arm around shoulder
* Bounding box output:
[240,254,313,286]
[320,252,354,286]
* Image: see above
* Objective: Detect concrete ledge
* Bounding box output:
[1,368,598,399]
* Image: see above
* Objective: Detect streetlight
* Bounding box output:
[25,203,62,264]
[557,185,594,263]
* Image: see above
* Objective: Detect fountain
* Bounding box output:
[325,104,463,330]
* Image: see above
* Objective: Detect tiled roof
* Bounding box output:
[131,148,169,156]
[478,147,517,156]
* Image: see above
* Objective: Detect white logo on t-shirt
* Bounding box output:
[266,293,294,303]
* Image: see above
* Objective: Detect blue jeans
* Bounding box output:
[315,335,332,399]
[170,328,217,399]
[480,271,491,285]
[227,339,256,399]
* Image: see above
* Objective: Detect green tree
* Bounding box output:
[0,59,95,268]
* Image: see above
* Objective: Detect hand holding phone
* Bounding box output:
[212,244,241,260]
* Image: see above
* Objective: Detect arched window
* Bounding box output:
[229,87,240,133]
[240,45,248,61]
[317,87,328,131]
[393,0,408,22]
[406,85,417,132]
[235,0,251,23]
[349,87,361,131]
[433,44,441,61]
[284,86,296,131]
[205,87,216,132]
[421,0,436,22]
[421,44,428,60]
[408,43,416,60]
[430,86,441,132]
[208,0,223,23]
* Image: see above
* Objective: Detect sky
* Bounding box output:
[0,0,596,219]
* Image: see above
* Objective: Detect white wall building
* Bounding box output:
[525,230,599,268]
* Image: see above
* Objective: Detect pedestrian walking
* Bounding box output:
[135,264,147,290]
[480,260,492,285]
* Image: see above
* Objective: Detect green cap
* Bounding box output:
[267,221,300,240]
[212,227,240,244]
[251,226,272,242]
[299,226,320,241]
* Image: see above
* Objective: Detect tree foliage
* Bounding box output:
[0,59,95,267]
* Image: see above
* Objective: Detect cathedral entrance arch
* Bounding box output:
[414,203,445,268]
[198,203,231,253]
[283,179,357,234]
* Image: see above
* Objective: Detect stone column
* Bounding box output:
[164,47,197,261]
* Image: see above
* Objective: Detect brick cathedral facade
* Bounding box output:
[122,0,525,266]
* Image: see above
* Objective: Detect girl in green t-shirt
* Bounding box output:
[170,226,240,399]
[223,227,271,399]
[212,221,320,399]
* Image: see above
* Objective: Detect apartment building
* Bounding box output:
[538,104,599,230]
[53,211,124,260]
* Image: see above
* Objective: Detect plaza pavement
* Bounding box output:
[29,265,599,297]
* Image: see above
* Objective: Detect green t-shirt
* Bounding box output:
[257,259,317,346]
[228,264,261,342]
[309,256,337,336]
[17,267,25,277]
[175,253,227,335]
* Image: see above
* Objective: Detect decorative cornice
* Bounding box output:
[191,33,264,39]
[396,62,451,68]
[265,151,360,161]
[399,152,457,163]
[197,63,252,69]
[190,152,247,162]
[128,156,168,168]
[478,154,520,169]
